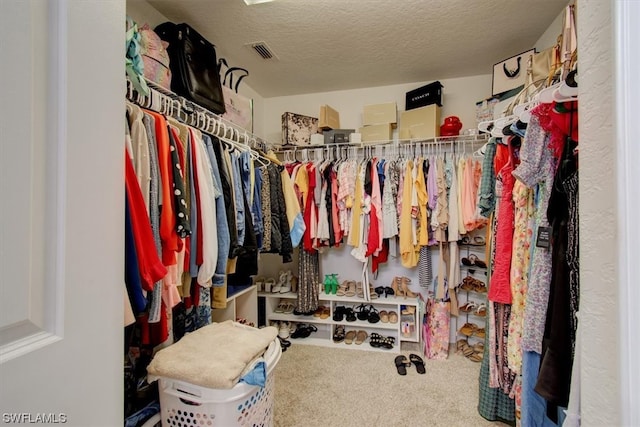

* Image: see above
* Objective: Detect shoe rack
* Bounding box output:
[258,288,420,353]
[211,285,258,326]
[455,239,488,345]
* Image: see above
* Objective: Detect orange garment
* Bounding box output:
[146,110,179,266]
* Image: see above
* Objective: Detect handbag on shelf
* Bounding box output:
[154,22,226,114]
[492,49,535,96]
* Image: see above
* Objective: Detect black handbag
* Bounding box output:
[154,22,226,114]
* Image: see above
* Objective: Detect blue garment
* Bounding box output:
[124,196,146,314]
[124,401,160,427]
[522,351,565,426]
[230,150,246,246]
[203,134,231,287]
[252,168,264,249]
[238,360,267,387]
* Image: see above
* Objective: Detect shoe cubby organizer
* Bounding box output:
[259,289,420,353]
[455,240,488,344]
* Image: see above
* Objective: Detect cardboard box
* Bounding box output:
[323,129,355,144]
[319,105,341,130]
[360,123,393,142]
[399,105,441,140]
[363,102,397,126]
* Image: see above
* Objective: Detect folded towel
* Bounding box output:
[147,321,278,389]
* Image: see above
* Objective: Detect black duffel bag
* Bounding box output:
[155,22,226,114]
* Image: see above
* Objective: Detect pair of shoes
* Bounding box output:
[394,354,426,375]
[374,286,395,298]
[291,323,317,339]
[461,254,487,269]
[313,305,330,319]
[459,322,479,337]
[401,305,415,316]
[391,277,418,299]
[460,235,486,246]
[274,300,295,314]
[460,341,484,362]
[459,276,487,293]
[254,276,265,292]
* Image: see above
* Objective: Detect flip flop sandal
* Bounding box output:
[468,254,487,269]
[355,330,368,345]
[394,355,411,375]
[333,325,346,343]
[345,330,357,345]
[409,354,426,374]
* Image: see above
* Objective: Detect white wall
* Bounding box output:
[261,74,492,145]
[578,1,620,425]
[126,0,266,136]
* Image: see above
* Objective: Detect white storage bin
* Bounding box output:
[157,338,281,427]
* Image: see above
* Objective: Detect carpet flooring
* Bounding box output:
[272,343,509,427]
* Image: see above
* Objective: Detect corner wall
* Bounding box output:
[579,0,620,424]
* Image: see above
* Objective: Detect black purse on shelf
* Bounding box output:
[154,22,226,115]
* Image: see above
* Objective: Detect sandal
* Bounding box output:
[336,281,349,297]
[369,332,383,348]
[394,355,411,375]
[344,307,357,322]
[355,330,368,345]
[459,301,478,313]
[388,311,398,324]
[474,328,486,339]
[320,307,330,319]
[345,330,357,345]
[355,281,364,298]
[381,336,395,350]
[274,300,287,313]
[409,354,426,374]
[254,276,265,292]
[283,302,295,314]
[367,305,380,324]
[355,304,370,321]
[475,303,487,317]
[264,277,276,293]
[374,286,385,297]
[459,322,479,337]
[313,305,325,317]
[333,325,346,343]
[333,306,345,321]
[461,254,487,269]
[379,310,389,323]
[344,280,357,297]
[369,285,378,299]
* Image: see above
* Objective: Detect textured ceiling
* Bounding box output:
[147,0,566,97]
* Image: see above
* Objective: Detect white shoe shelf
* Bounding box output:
[259,290,420,353]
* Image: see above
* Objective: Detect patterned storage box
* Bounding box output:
[282,112,319,146]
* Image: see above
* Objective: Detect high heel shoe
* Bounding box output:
[401,277,417,299]
[330,274,339,295]
[391,277,405,298]
[323,275,332,294]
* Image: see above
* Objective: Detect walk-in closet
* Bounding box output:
[1,1,637,427]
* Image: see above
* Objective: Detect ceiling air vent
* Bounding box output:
[246,41,278,60]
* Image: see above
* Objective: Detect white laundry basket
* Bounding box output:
[157,338,281,427]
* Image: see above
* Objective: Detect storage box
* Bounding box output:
[282,112,319,146]
[399,105,441,140]
[360,123,393,142]
[363,102,397,126]
[405,81,443,110]
[324,129,355,144]
[318,105,341,130]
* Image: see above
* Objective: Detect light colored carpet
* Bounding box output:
[273,344,509,427]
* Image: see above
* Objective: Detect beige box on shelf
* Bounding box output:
[398,104,441,140]
[359,123,393,142]
[363,102,397,127]
[319,105,341,130]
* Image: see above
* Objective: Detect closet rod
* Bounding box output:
[125,77,275,153]
[275,133,489,151]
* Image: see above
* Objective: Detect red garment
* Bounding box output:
[372,239,389,273]
[365,204,381,258]
[303,163,318,253]
[488,138,520,304]
[189,129,204,267]
[532,102,578,160]
[146,110,179,266]
[125,152,167,291]
[494,141,510,176]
